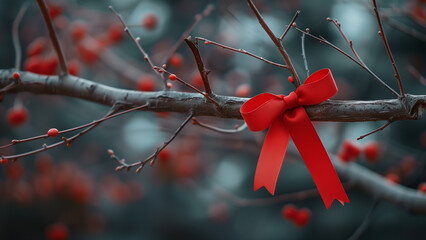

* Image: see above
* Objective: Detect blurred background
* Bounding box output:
[0,0,425,239]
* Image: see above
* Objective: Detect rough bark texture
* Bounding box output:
[1,69,425,122]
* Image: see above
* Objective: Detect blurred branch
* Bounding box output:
[36,0,68,76]
[301,33,309,77]
[407,65,426,86]
[348,199,380,240]
[12,2,28,71]
[0,69,424,122]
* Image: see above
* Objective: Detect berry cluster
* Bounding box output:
[281,204,311,227]
[338,140,379,163]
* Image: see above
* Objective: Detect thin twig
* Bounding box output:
[196,37,287,69]
[279,10,300,41]
[0,104,148,155]
[215,182,355,207]
[372,0,404,98]
[192,117,247,134]
[155,66,220,107]
[293,27,399,97]
[382,15,426,43]
[111,112,194,172]
[184,37,213,94]
[109,6,165,88]
[407,65,426,86]
[348,199,380,240]
[36,0,68,76]
[301,33,309,77]
[12,3,28,71]
[357,121,392,140]
[161,4,215,64]
[245,0,301,88]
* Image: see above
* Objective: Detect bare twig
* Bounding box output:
[192,117,247,134]
[111,112,194,172]
[36,0,68,76]
[109,6,165,88]
[372,0,404,98]
[293,27,399,97]
[279,10,300,41]
[184,37,213,94]
[12,2,28,71]
[245,0,301,88]
[382,15,426,43]
[301,33,309,77]
[155,66,220,107]
[161,4,215,64]
[348,199,380,240]
[196,37,287,69]
[357,121,392,140]
[0,104,148,151]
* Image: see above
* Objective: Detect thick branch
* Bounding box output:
[0,69,424,122]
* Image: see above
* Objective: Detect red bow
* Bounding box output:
[240,69,349,209]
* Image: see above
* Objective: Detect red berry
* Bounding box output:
[385,173,400,184]
[77,43,99,65]
[0,158,8,165]
[364,142,379,162]
[48,4,62,19]
[282,204,297,220]
[294,208,311,227]
[236,84,251,97]
[158,149,171,163]
[27,38,47,57]
[108,25,123,44]
[168,74,177,81]
[68,60,79,76]
[191,73,204,89]
[46,223,69,240]
[343,140,361,159]
[169,53,183,68]
[288,76,294,83]
[7,107,28,127]
[166,82,172,88]
[40,57,58,75]
[48,128,59,137]
[137,76,156,91]
[13,72,20,80]
[418,182,426,193]
[71,21,87,42]
[142,13,158,30]
[24,56,42,73]
[338,150,351,163]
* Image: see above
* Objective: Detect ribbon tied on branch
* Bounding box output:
[240,69,349,209]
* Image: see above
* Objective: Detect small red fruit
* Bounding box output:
[71,21,87,42]
[142,13,158,30]
[168,74,177,81]
[48,128,59,137]
[235,84,251,97]
[78,44,99,65]
[418,182,426,193]
[0,158,8,165]
[158,149,171,163]
[24,56,42,73]
[13,72,20,80]
[169,53,183,68]
[364,142,379,162]
[282,204,297,220]
[294,208,311,227]
[46,223,69,240]
[385,173,400,184]
[338,150,351,163]
[108,25,123,44]
[343,140,361,159]
[288,76,294,83]
[191,73,204,89]
[7,107,28,127]
[137,76,156,91]
[27,38,47,57]
[48,4,62,19]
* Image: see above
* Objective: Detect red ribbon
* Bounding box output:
[240,69,349,209]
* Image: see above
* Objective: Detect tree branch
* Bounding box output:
[0,69,424,122]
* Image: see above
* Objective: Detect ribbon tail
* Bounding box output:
[254,118,290,195]
[284,108,349,208]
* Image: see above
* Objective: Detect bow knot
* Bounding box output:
[240,69,349,209]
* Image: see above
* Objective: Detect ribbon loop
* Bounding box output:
[240,69,349,209]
